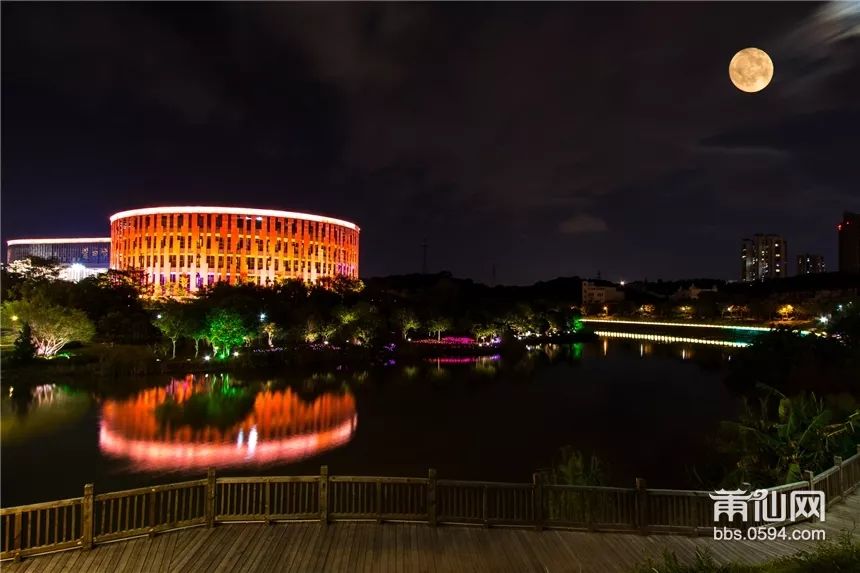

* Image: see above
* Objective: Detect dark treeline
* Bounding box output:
[1,264,587,364]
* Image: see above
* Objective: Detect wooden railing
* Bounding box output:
[2,446,859,561]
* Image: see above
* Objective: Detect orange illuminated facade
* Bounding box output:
[110,206,359,292]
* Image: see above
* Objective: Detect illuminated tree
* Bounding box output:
[206,309,251,358]
[426,317,452,341]
[2,298,95,357]
[471,323,497,341]
[153,301,191,359]
[395,309,420,340]
[777,304,795,320]
[261,322,279,348]
[305,317,338,343]
[5,256,62,281]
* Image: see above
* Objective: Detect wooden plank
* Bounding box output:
[275,523,314,573]
[168,528,216,571]
[212,524,259,573]
[2,488,858,573]
[233,523,278,573]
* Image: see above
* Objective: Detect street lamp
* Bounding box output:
[259,312,267,322]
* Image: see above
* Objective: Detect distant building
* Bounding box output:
[110,206,359,292]
[6,237,111,281]
[741,234,788,281]
[671,283,719,300]
[581,280,625,305]
[796,254,825,276]
[838,212,860,274]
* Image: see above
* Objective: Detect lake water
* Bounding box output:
[1,339,743,506]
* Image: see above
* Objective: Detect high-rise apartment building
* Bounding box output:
[796,254,825,276]
[838,212,860,274]
[741,234,787,281]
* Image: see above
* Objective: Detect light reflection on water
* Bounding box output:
[98,375,357,472]
[2,337,745,505]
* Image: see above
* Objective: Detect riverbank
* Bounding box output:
[0,332,599,387]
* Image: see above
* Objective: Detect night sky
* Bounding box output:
[2,3,858,284]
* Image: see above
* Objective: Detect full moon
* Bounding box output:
[729,47,773,93]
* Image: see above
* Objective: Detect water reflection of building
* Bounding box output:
[99,376,357,471]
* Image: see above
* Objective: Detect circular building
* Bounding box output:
[110,206,359,292]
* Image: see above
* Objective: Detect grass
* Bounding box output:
[630,531,859,573]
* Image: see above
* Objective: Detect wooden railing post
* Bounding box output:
[81,484,94,550]
[427,469,437,527]
[834,456,844,501]
[319,466,329,525]
[147,488,157,536]
[635,478,648,535]
[206,468,216,528]
[803,470,816,524]
[264,480,272,525]
[13,510,22,560]
[376,479,383,524]
[532,472,543,531]
[482,485,489,528]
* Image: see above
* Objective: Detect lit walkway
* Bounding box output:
[3,493,858,573]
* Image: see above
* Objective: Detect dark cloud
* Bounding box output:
[2,3,858,283]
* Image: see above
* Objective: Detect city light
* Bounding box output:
[582,318,774,332]
[11,315,19,322]
[259,313,267,322]
[203,355,211,361]
[6,237,110,245]
[818,316,829,324]
[594,331,749,347]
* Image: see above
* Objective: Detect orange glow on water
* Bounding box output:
[99,377,357,471]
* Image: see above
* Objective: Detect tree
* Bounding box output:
[2,298,95,356]
[471,323,498,341]
[206,309,250,358]
[5,256,62,282]
[720,390,859,486]
[261,322,280,348]
[153,302,191,359]
[10,321,37,363]
[426,317,452,341]
[394,309,420,340]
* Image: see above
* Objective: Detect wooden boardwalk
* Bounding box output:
[3,492,857,573]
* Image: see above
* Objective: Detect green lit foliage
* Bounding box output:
[394,309,421,340]
[10,321,37,363]
[153,301,193,359]
[719,389,859,486]
[426,317,452,341]
[543,446,606,487]
[155,380,255,430]
[206,309,251,358]
[304,316,339,343]
[471,323,498,341]
[2,298,95,357]
[539,446,606,522]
